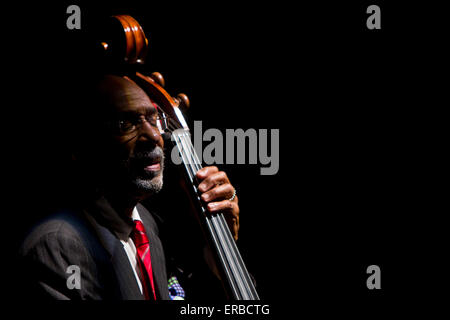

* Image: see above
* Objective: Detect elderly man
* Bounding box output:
[19,75,240,300]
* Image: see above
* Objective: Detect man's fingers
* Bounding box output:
[201,183,235,202]
[196,166,240,240]
[206,200,240,241]
[197,170,229,193]
[206,199,238,215]
[196,166,218,180]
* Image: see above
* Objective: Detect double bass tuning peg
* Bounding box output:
[149,72,165,87]
[148,72,189,109]
[175,93,190,110]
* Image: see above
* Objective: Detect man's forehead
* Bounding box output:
[113,89,154,113]
[96,75,155,112]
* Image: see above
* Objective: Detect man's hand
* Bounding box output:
[196,166,240,241]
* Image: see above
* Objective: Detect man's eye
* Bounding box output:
[118,120,136,132]
[147,115,159,126]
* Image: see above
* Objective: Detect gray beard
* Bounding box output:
[129,147,165,196]
[132,172,164,195]
[100,146,166,197]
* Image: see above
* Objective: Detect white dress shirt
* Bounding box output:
[118,207,144,295]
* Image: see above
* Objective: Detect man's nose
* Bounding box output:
[138,121,162,145]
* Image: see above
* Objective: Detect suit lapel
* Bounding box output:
[83,196,170,300]
[83,208,145,300]
[109,233,145,300]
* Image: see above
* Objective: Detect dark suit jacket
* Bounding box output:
[19,196,170,300]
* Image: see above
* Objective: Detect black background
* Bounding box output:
[2,0,447,317]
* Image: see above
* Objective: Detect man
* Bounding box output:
[18,75,240,300]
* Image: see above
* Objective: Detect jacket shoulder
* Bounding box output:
[18,211,105,299]
[21,212,86,253]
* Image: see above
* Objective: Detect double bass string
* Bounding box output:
[172,129,240,298]
[174,129,257,299]
[160,109,257,299]
[181,132,259,299]
[179,131,244,296]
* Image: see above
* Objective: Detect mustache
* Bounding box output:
[129,145,165,165]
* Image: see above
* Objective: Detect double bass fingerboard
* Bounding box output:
[171,129,259,300]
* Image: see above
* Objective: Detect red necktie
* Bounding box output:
[131,220,157,300]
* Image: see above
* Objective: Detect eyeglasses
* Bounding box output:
[106,112,168,135]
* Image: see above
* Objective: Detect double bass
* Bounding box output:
[96,15,259,300]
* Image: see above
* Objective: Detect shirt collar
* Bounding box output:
[131,206,142,222]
